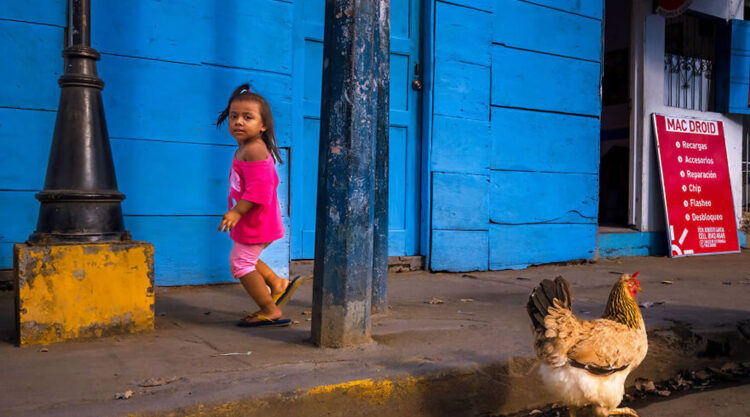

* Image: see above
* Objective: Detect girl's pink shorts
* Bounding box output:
[229,241,269,278]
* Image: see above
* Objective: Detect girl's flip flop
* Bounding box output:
[236,313,291,328]
[275,275,302,308]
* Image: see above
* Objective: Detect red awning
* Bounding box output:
[656,0,693,17]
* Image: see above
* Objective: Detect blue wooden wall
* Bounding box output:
[0,1,291,284]
[428,0,492,272]
[428,0,603,271]
[3,0,606,278]
[0,0,66,269]
[598,232,667,258]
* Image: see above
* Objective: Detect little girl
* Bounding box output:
[217,84,301,327]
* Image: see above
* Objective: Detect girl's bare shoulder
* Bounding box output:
[239,140,270,162]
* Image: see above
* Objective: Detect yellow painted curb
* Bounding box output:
[305,376,424,405]
[129,372,496,417]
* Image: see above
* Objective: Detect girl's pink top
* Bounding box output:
[228,155,285,244]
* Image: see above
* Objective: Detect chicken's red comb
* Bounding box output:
[632,271,640,278]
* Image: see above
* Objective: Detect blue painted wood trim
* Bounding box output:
[0,242,16,269]
[290,0,307,259]
[435,1,491,66]
[726,19,750,114]
[98,55,293,147]
[112,141,291,218]
[0,1,67,27]
[597,230,745,257]
[490,223,596,270]
[261,216,291,280]
[91,1,293,73]
[519,0,602,20]
[740,230,747,248]
[489,171,598,225]
[0,20,63,111]
[421,0,436,261]
[431,116,490,174]
[111,139,232,216]
[493,0,602,63]
[491,45,602,116]
[597,231,667,258]
[434,60,491,120]
[0,108,55,190]
[0,190,38,246]
[433,172,490,230]
[431,230,489,271]
[490,107,599,173]
[125,215,233,286]
[435,0,493,13]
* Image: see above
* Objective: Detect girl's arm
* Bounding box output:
[218,199,255,232]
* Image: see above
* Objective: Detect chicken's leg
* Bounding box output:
[568,407,577,417]
[608,407,638,417]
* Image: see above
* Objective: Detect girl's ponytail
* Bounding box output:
[216,83,251,127]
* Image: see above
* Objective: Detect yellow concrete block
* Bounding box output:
[13,242,154,346]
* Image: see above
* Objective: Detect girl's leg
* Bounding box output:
[238,270,282,321]
[256,259,288,297]
[231,242,283,322]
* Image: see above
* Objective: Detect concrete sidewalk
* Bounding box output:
[1,252,749,417]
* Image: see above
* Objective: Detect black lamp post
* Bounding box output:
[29,0,128,243]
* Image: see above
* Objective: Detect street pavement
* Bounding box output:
[639,383,750,417]
[1,251,749,417]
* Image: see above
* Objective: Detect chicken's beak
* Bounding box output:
[635,280,642,292]
[632,271,641,292]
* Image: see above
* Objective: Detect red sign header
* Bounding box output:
[652,114,739,257]
[664,117,719,135]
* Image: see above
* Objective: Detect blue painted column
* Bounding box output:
[371,0,390,314]
[312,0,379,347]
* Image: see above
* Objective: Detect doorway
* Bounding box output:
[599,0,633,230]
[290,0,423,259]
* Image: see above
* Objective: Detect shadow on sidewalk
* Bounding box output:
[0,288,16,346]
[153,284,316,346]
[0,282,317,348]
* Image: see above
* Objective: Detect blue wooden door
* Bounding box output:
[291,0,422,259]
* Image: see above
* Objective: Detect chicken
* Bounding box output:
[526,273,647,417]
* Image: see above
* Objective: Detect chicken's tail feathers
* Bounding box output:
[526,276,572,332]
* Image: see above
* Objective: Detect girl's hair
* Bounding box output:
[217,84,283,164]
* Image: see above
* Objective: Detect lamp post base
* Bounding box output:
[13,241,154,346]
